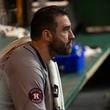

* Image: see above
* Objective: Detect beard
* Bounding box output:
[49,38,73,56]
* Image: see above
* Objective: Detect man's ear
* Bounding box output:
[42,29,53,42]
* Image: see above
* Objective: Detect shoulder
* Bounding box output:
[5,43,47,78]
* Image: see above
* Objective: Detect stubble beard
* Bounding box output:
[49,40,72,56]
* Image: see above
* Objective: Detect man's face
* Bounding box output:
[49,15,75,55]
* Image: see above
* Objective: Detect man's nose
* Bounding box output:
[69,30,75,40]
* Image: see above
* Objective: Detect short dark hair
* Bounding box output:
[31,5,69,40]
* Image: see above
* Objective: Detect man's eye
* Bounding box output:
[64,28,70,32]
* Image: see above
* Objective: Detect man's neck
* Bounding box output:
[31,40,51,64]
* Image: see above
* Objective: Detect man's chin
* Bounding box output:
[55,47,72,55]
[60,50,72,55]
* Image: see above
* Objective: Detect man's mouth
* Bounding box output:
[67,41,73,48]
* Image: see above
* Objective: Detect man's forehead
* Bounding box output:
[55,15,71,27]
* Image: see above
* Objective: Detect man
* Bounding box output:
[0,5,75,110]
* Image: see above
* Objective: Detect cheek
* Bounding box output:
[52,36,64,48]
[54,30,70,43]
[61,35,69,44]
[57,33,69,43]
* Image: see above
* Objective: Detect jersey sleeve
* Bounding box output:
[5,47,47,110]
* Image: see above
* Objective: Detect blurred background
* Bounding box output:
[1,0,110,31]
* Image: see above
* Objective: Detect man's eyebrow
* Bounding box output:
[63,25,71,30]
